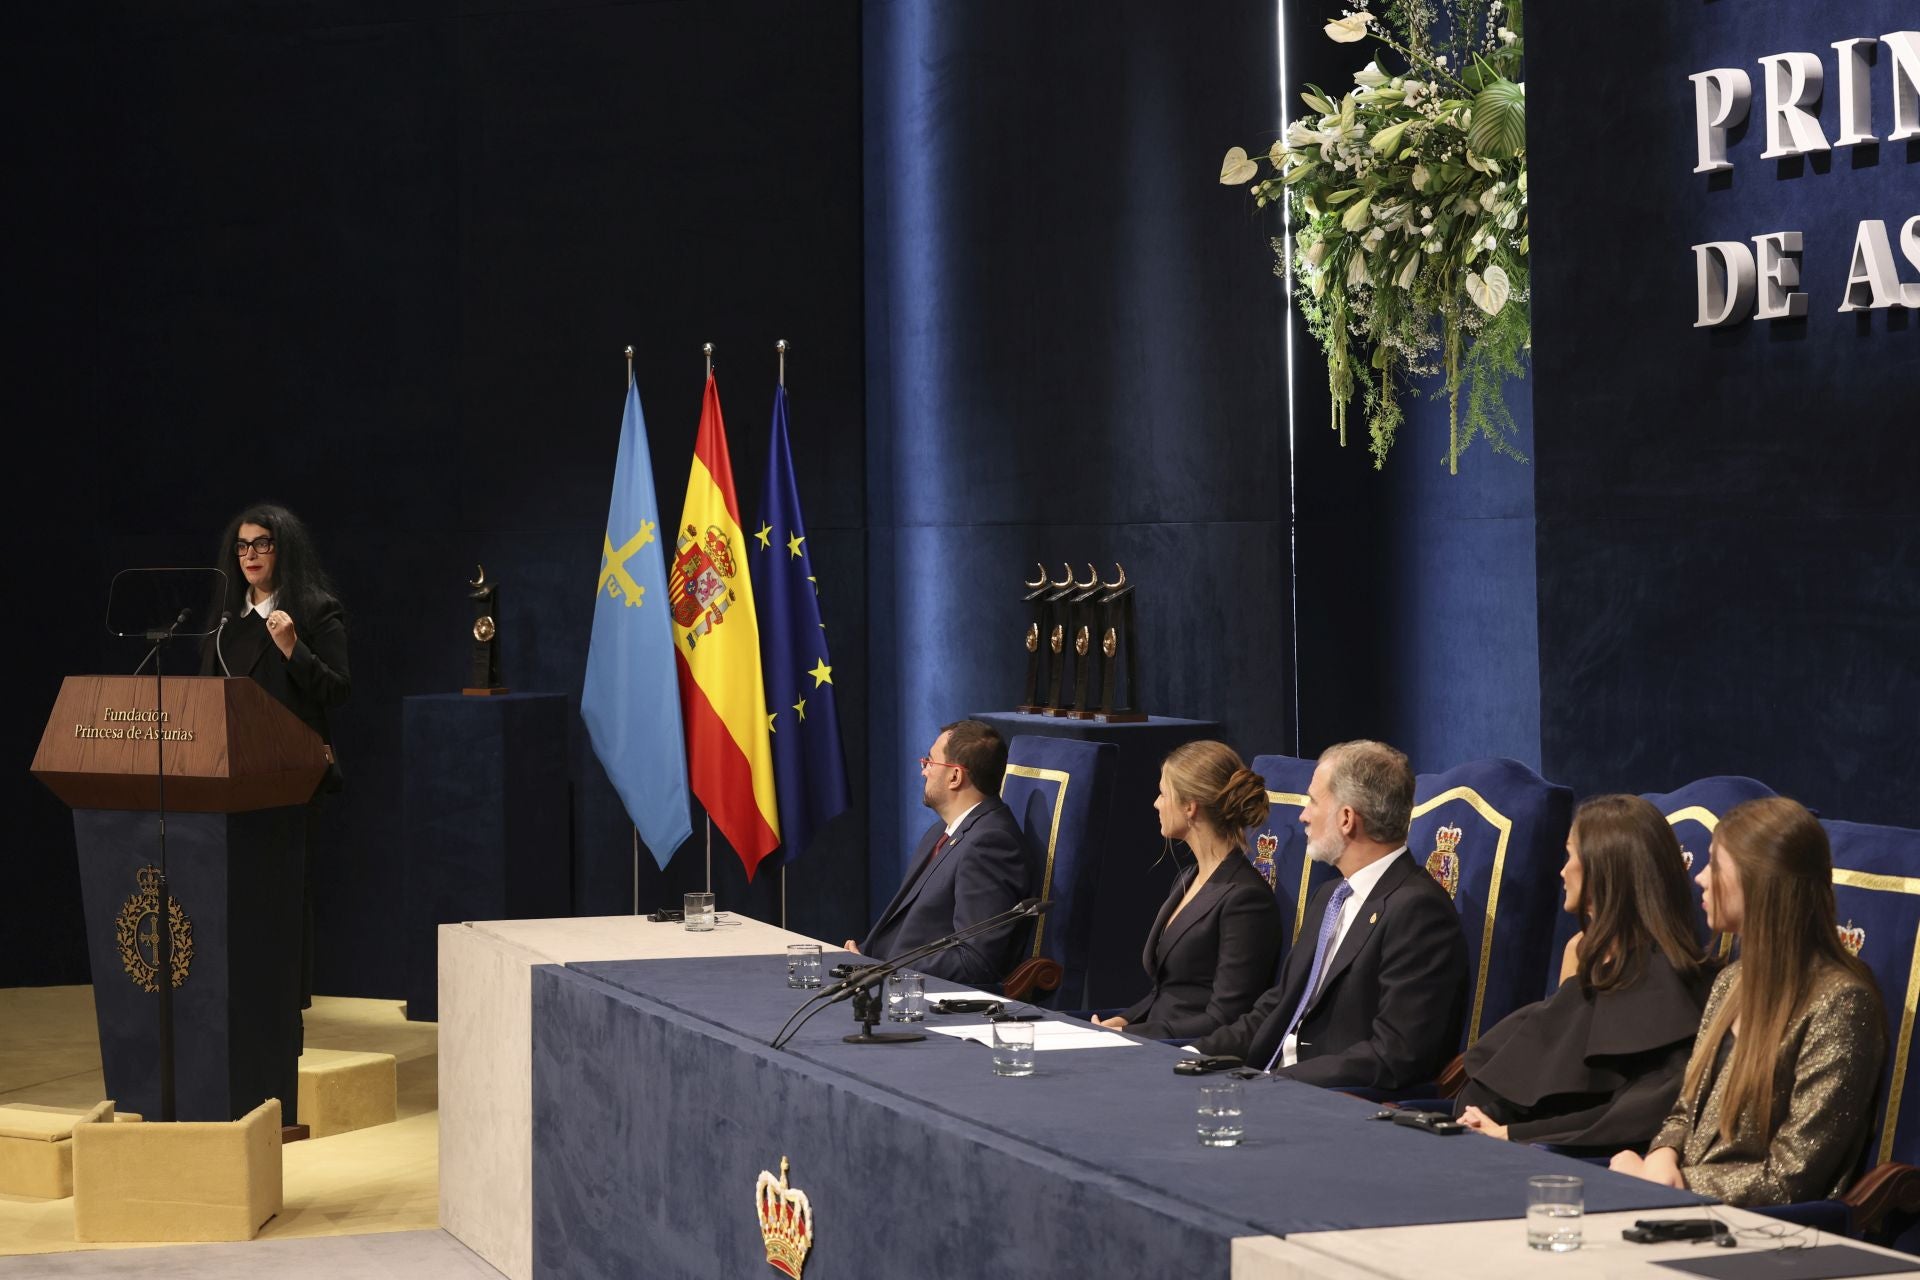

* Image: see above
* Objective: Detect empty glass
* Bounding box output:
[683,892,716,932]
[1526,1174,1583,1252]
[786,943,823,989]
[886,971,925,1021]
[1197,1081,1245,1147]
[991,1021,1035,1076]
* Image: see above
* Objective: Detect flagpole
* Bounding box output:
[702,338,714,901]
[776,337,788,931]
[627,342,640,919]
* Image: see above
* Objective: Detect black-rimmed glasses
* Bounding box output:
[234,536,276,558]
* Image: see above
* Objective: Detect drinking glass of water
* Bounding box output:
[786,943,823,989]
[1526,1174,1582,1252]
[683,892,716,932]
[886,971,925,1022]
[1196,1081,1245,1147]
[990,1020,1035,1076]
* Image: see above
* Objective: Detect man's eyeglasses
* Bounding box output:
[918,756,968,773]
[234,536,276,558]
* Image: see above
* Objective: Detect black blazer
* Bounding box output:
[202,595,351,750]
[861,798,1034,987]
[1120,853,1281,1040]
[1195,851,1467,1089]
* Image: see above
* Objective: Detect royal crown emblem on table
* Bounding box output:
[1678,844,1695,872]
[1838,920,1866,957]
[1425,825,1463,899]
[670,524,739,644]
[114,865,193,991]
[755,1156,814,1278]
[1252,831,1280,887]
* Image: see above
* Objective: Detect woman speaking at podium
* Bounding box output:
[202,502,351,1021]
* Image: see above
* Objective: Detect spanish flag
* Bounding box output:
[670,373,780,877]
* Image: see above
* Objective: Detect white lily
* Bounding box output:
[1353,60,1389,88]
[1325,12,1371,42]
[1288,120,1319,149]
[1412,163,1430,191]
[1269,140,1288,167]
[1396,255,1421,289]
[1347,251,1372,287]
[1305,238,1329,267]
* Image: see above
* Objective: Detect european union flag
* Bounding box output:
[582,375,692,867]
[754,385,850,865]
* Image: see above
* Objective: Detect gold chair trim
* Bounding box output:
[1002,763,1070,959]
[1410,786,1510,1046]
[1832,865,1920,1166]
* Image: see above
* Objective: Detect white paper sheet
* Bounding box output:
[924,1022,1137,1051]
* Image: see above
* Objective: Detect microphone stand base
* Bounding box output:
[843,1030,924,1044]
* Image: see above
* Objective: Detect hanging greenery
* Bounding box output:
[1222,1,1529,472]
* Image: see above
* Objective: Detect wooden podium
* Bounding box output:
[32,676,330,1124]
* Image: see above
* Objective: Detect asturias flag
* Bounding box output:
[582,374,692,867]
[670,373,781,878]
[754,385,851,866]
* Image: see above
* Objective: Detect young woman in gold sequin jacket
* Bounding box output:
[1610,797,1886,1207]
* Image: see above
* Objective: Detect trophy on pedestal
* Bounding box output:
[1092,564,1145,722]
[464,565,509,696]
[1016,563,1053,714]
[1041,563,1076,712]
[1065,564,1103,717]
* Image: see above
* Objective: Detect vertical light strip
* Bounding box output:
[1277,0,1302,754]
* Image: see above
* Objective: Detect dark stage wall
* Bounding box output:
[1529,0,1919,825]
[6,0,1914,994]
[4,0,871,990]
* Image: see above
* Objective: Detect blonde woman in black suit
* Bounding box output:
[1093,741,1281,1040]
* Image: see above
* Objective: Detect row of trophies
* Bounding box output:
[1017,563,1144,722]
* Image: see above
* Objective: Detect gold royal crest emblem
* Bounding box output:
[1425,825,1463,899]
[114,865,193,992]
[1251,832,1280,887]
[1838,920,1866,957]
[756,1156,814,1278]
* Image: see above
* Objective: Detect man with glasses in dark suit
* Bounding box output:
[845,719,1034,985]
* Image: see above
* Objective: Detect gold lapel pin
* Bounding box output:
[1368,912,1378,924]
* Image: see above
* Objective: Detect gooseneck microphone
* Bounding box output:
[770,897,1056,1050]
[214,610,233,677]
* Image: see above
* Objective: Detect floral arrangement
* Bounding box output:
[1222,1,1528,472]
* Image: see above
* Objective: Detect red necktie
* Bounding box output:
[926,833,949,865]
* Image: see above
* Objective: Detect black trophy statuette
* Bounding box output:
[1017,563,1052,714]
[1040,563,1076,714]
[464,565,509,696]
[1094,563,1145,722]
[1065,563,1103,717]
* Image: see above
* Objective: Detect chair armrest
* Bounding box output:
[1841,1162,1920,1239]
[1436,1053,1467,1099]
[1001,957,1063,1003]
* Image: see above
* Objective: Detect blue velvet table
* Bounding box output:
[974,711,1222,1008]
[530,953,1699,1279]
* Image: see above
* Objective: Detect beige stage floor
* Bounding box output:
[0,985,444,1259]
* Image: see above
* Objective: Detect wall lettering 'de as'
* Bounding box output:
[1688,31,1920,326]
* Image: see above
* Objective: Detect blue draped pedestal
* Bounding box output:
[401,693,570,1022]
[530,954,1700,1279]
[975,712,1221,1007]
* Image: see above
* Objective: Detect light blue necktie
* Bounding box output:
[1267,880,1353,1071]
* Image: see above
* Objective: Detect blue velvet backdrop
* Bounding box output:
[862,0,1293,902]
[1529,0,1919,825]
